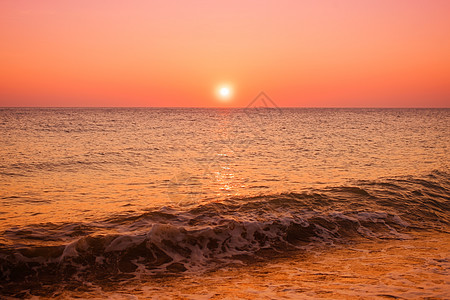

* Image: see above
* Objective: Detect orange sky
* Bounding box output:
[1,0,449,107]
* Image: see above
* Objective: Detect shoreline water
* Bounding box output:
[11,230,447,299]
[1,172,449,298]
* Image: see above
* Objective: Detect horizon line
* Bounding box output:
[0,106,449,109]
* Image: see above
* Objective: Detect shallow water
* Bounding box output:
[59,231,449,299]
[0,108,449,298]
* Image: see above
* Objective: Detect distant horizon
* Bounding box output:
[1,106,449,109]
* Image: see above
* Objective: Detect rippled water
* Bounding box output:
[0,108,449,298]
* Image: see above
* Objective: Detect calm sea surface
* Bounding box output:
[0,108,449,298]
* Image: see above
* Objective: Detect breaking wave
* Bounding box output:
[1,171,449,286]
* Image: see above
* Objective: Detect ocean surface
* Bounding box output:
[0,107,449,299]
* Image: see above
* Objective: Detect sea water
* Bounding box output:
[0,108,449,298]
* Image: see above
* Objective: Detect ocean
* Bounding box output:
[0,108,449,299]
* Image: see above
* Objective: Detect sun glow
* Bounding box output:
[217,85,233,101]
[220,87,230,97]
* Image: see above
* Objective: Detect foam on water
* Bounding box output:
[1,172,448,294]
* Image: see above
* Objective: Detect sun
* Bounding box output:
[217,85,233,101]
[220,87,230,97]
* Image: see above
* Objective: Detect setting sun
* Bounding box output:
[220,87,230,97]
[217,85,233,101]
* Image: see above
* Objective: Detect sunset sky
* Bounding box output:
[1,0,449,107]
